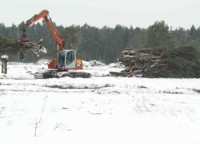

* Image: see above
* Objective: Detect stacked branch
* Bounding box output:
[117,46,200,78]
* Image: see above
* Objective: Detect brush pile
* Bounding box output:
[117,46,200,78]
[0,36,46,62]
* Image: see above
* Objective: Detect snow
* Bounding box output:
[1,55,8,59]
[0,60,200,144]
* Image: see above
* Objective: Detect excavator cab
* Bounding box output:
[48,49,83,70]
[57,50,76,69]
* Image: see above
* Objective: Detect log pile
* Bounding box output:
[115,46,200,78]
[119,48,166,77]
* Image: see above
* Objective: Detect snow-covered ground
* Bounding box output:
[0,60,200,144]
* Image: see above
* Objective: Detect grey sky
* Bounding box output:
[0,0,199,29]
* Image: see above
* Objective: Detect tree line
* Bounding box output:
[1,21,200,63]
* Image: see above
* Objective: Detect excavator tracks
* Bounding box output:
[34,70,91,79]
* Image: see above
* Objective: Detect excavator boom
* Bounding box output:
[43,16,64,49]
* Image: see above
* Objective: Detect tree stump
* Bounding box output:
[1,55,8,74]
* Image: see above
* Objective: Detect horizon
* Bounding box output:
[0,21,198,30]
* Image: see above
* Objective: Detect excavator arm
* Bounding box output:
[19,10,64,50]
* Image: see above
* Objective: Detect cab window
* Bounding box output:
[66,51,75,64]
[58,52,65,67]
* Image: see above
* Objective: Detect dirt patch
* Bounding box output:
[137,85,148,89]
[159,90,183,94]
[193,89,200,93]
[46,84,113,90]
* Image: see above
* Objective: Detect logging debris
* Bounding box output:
[112,46,200,78]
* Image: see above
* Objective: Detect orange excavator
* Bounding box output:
[18,10,90,78]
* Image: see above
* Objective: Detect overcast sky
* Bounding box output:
[0,0,200,29]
